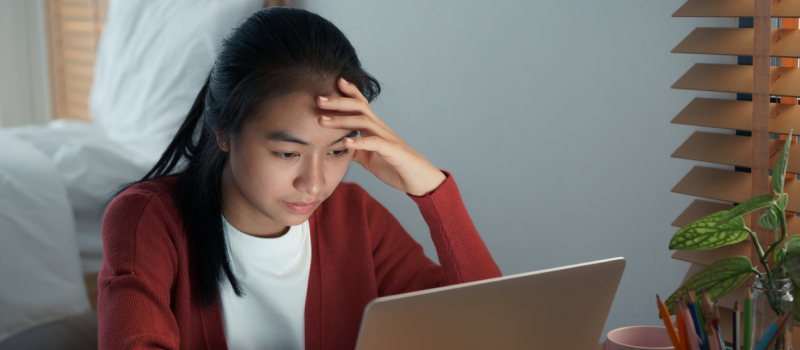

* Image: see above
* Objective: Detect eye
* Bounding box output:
[274,152,298,160]
[329,149,350,157]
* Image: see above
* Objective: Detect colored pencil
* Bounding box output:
[701,291,725,346]
[680,300,702,350]
[675,300,689,350]
[733,301,741,350]
[743,286,753,350]
[680,298,702,350]
[692,290,709,350]
[676,297,690,350]
[764,314,791,350]
[657,295,683,350]
[701,291,713,322]
[753,314,790,350]
[687,289,707,349]
[712,302,724,349]
[706,320,722,350]
[690,289,707,334]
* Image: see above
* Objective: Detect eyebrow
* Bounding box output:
[266,130,359,148]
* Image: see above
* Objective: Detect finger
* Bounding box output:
[344,136,402,164]
[317,94,372,115]
[319,114,395,140]
[337,77,369,103]
[317,95,393,131]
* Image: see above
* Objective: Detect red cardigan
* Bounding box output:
[97,170,501,350]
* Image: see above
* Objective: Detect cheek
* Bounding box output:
[325,155,352,190]
[229,145,290,203]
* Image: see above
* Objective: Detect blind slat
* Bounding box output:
[671,131,777,170]
[67,102,88,113]
[673,0,800,18]
[672,64,800,97]
[64,62,93,78]
[65,90,89,105]
[672,63,762,95]
[61,20,94,33]
[64,78,92,93]
[771,66,800,97]
[671,165,800,212]
[58,6,91,19]
[671,28,799,57]
[671,199,800,234]
[61,35,94,50]
[772,29,800,58]
[63,49,94,65]
[670,98,800,135]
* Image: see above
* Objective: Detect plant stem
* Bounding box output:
[779,211,789,279]
[763,211,789,279]
[749,227,774,282]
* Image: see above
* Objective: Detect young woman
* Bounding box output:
[97,6,501,350]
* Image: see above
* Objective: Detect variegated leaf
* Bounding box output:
[664,256,754,315]
[669,212,749,251]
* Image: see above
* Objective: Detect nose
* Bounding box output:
[294,155,325,197]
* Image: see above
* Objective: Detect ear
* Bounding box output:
[213,128,231,152]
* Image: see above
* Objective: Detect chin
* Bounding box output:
[281,211,313,225]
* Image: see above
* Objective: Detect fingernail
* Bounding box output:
[346,138,354,143]
[321,115,331,120]
[341,78,349,85]
[319,96,329,101]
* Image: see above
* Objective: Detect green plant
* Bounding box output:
[665,130,800,321]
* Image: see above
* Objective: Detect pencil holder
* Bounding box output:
[751,277,794,350]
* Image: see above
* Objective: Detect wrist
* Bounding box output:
[410,170,447,197]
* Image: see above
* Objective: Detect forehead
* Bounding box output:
[247,91,350,147]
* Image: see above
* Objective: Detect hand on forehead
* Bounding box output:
[252,92,355,149]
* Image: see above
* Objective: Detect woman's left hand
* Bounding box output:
[317,77,447,197]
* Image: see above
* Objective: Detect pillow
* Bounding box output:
[89,0,264,163]
[0,132,89,342]
[6,120,153,274]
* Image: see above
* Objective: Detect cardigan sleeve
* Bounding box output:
[97,190,180,350]
[369,170,502,296]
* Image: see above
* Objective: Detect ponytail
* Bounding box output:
[111,73,244,306]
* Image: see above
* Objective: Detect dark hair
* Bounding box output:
[128,7,380,307]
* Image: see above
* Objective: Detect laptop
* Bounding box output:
[354,257,626,350]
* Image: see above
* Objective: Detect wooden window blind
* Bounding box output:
[669,0,800,344]
[44,0,108,121]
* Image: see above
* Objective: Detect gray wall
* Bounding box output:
[298,0,738,339]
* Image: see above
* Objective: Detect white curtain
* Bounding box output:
[0,0,50,127]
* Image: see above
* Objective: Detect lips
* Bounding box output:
[282,200,319,214]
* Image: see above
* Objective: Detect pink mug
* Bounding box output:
[602,326,675,350]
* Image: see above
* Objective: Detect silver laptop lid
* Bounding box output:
[354,257,626,350]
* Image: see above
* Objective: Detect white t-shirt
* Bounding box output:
[219,215,311,350]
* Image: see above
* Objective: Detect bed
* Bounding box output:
[0,0,268,347]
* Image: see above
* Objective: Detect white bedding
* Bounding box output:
[0,132,90,342]
[6,120,153,274]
